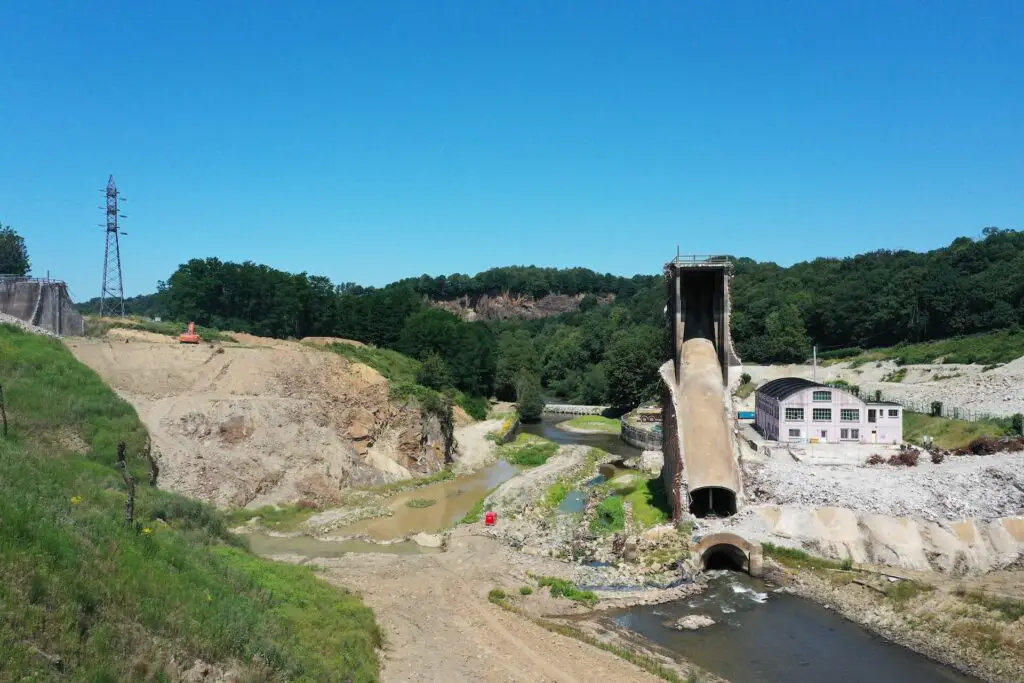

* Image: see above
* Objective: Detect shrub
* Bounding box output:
[519,586,533,596]
[516,376,545,423]
[505,442,558,467]
[535,576,598,608]
[590,495,625,534]
[1013,413,1024,437]
[739,372,751,385]
[866,454,886,465]
[887,450,919,466]
[415,353,452,391]
[931,451,945,464]
[457,394,488,421]
[488,588,507,604]
[931,400,943,417]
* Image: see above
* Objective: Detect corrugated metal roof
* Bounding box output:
[756,377,826,401]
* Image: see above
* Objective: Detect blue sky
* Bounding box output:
[1,1,1021,299]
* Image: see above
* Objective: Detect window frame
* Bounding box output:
[840,408,859,422]
[785,407,804,421]
[812,390,832,402]
[812,408,832,422]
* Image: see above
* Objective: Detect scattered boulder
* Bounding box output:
[674,614,715,630]
[410,532,444,548]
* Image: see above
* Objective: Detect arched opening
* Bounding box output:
[701,543,748,572]
[688,486,737,518]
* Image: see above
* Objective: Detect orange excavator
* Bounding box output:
[178,321,201,344]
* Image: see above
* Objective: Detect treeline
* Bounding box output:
[731,227,1024,362]
[76,227,1024,411]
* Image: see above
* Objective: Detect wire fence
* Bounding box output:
[869,391,1007,423]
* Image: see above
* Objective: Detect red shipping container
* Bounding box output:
[484,511,497,526]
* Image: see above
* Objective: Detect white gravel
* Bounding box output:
[0,311,59,338]
[744,453,1024,522]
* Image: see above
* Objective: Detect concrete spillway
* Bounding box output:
[661,258,742,519]
[0,277,84,336]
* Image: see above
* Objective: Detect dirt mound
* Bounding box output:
[300,336,366,347]
[105,327,175,344]
[66,336,448,508]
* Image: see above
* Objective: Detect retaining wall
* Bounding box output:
[0,278,84,335]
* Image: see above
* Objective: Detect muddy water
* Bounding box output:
[339,459,519,540]
[611,572,981,683]
[245,533,440,557]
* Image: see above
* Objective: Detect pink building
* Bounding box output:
[754,378,903,445]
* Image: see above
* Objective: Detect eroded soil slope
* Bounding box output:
[68,329,445,508]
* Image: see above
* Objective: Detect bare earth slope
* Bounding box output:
[67,330,444,508]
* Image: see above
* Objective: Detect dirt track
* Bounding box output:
[67,330,442,508]
[276,530,664,683]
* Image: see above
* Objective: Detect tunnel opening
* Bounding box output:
[688,486,737,518]
[701,543,748,572]
[681,271,717,345]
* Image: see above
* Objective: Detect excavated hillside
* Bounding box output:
[433,292,615,321]
[67,329,449,508]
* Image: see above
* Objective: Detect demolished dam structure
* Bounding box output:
[0,276,84,336]
[660,256,755,569]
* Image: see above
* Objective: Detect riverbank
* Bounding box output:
[781,564,1024,683]
[557,414,622,435]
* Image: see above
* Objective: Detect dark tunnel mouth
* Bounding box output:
[688,486,737,518]
[702,543,748,572]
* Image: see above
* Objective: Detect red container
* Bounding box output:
[484,511,497,526]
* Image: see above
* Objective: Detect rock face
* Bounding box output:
[674,615,715,630]
[432,292,615,322]
[67,333,451,508]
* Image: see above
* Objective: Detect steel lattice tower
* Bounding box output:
[99,175,127,316]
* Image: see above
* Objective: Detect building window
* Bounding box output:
[785,408,803,421]
[888,409,899,418]
[841,428,849,439]
[812,390,832,402]
[812,408,831,421]
[840,409,859,422]
[789,428,801,438]
[851,429,860,439]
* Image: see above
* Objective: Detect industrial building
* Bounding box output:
[754,377,903,444]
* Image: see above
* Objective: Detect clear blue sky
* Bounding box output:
[1,1,1021,300]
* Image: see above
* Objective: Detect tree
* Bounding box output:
[0,224,30,276]
[516,373,545,422]
[416,353,452,391]
[759,304,811,364]
[604,325,664,409]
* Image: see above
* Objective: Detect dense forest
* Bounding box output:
[75,227,1024,410]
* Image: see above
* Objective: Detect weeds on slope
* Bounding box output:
[0,325,381,681]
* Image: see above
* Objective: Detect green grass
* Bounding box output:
[734,382,758,399]
[84,315,234,343]
[761,542,848,571]
[884,580,934,604]
[519,586,533,596]
[903,411,1010,449]
[881,368,908,383]
[542,480,574,510]
[590,495,626,535]
[405,498,437,508]
[835,329,1024,367]
[0,324,380,681]
[957,588,1024,621]
[487,588,507,605]
[534,576,598,608]
[564,415,620,434]
[624,476,672,529]
[223,502,319,531]
[499,434,559,467]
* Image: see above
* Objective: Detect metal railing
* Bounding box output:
[669,254,732,265]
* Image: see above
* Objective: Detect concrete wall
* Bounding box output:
[0,278,84,336]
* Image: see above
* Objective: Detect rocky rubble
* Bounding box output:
[745,453,1024,522]
[0,311,59,337]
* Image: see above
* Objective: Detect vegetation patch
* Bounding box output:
[624,476,672,529]
[224,501,319,531]
[0,325,380,682]
[884,580,934,604]
[903,411,1011,450]
[498,433,558,467]
[734,381,757,399]
[838,329,1024,367]
[881,368,908,383]
[488,588,508,605]
[488,413,520,442]
[762,542,849,571]
[564,414,620,434]
[519,586,533,596]
[533,576,598,608]
[362,468,457,496]
[956,588,1024,621]
[405,498,437,508]
[590,495,626,535]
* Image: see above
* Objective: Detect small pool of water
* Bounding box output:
[611,572,983,683]
[245,533,440,557]
[337,459,519,541]
[521,415,641,459]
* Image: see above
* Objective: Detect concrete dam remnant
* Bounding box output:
[0,276,84,336]
[662,256,743,519]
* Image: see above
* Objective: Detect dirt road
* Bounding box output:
[275,530,663,683]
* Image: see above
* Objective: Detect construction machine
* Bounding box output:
[178,321,201,344]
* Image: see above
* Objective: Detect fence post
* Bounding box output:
[116,441,135,525]
[0,384,7,438]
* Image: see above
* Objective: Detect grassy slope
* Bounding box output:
[0,324,380,682]
[903,411,1010,449]
[825,329,1024,366]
